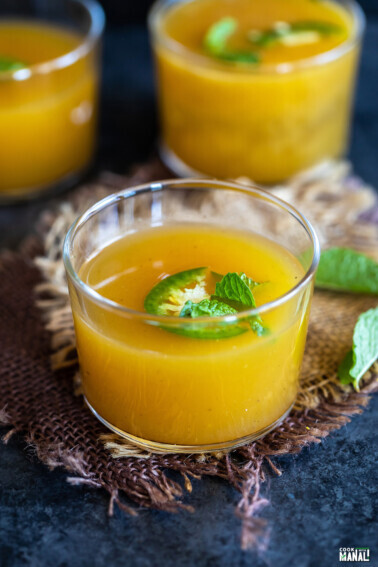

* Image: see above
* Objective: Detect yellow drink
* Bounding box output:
[0,18,101,197]
[73,224,310,447]
[150,0,364,183]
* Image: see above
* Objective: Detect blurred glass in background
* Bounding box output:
[0,0,105,201]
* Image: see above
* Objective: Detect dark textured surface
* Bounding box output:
[1,396,377,567]
[0,3,378,566]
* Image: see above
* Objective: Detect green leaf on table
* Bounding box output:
[338,307,378,390]
[315,248,378,294]
[0,56,27,72]
[204,18,260,64]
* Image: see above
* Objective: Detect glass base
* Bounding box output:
[159,141,337,188]
[159,142,210,180]
[85,397,294,454]
[0,164,92,205]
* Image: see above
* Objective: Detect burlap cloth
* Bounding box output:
[1,159,377,551]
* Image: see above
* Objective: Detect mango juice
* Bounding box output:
[150,0,363,183]
[71,224,312,447]
[0,21,99,197]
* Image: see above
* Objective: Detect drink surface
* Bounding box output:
[81,224,303,314]
[0,21,97,194]
[0,21,81,65]
[162,0,351,65]
[73,224,310,446]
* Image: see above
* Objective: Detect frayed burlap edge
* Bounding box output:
[5,159,377,552]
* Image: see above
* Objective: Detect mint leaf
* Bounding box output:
[178,299,246,339]
[212,272,261,296]
[338,308,378,390]
[180,299,237,318]
[0,56,27,72]
[215,272,268,335]
[204,18,259,65]
[217,51,260,64]
[291,21,342,34]
[215,272,256,307]
[239,272,260,292]
[250,320,267,337]
[146,269,267,340]
[248,20,341,48]
[316,248,378,294]
[210,295,246,311]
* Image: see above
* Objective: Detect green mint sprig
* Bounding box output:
[0,56,27,72]
[203,18,260,65]
[180,272,267,337]
[145,268,268,339]
[213,272,266,336]
[239,272,260,292]
[338,308,378,390]
[315,248,378,295]
[214,272,257,308]
[203,17,342,65]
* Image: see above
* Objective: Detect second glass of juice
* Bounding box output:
[64,180,320,453]
[149,0,364,183]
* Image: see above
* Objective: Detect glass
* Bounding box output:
[0,0,105,202]
[148,0,365,184]
[64,179,320,453]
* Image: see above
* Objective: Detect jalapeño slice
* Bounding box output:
[144,267,208,316]
[144,267,248,339]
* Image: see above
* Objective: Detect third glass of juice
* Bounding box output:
[0,0,104,200]
[64,180,320,453]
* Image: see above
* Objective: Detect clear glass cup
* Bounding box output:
[0,0,105,202]
[148,0,365,184]
[64,179,320,453]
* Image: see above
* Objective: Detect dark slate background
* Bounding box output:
[0,1,377,566]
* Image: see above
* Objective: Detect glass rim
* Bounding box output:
[63,178,321,325]
[0,0,105,82]
[148,0,365,75]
